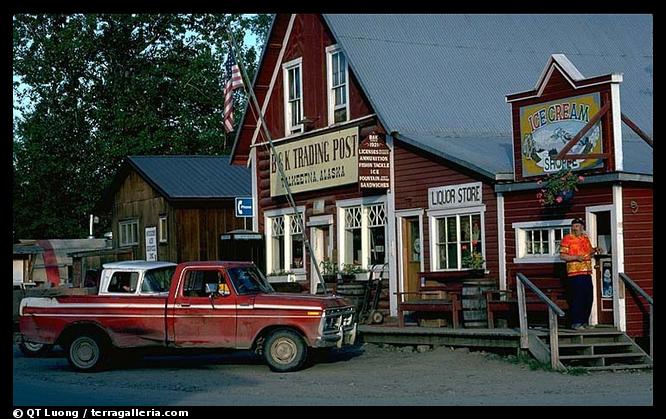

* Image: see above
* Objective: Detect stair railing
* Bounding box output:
[619,272,653,357]
[516,273,566,370]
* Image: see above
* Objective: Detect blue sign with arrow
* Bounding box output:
[235,197,254,218]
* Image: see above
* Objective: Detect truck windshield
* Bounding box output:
[141,267,176,293]
[227,266,275,295]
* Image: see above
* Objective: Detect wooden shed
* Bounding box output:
[105,155,252,264]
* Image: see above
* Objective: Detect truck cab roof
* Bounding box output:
[102,260,177,270]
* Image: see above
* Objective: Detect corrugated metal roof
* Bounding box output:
[129,156,251,199]
[324,14,652,176]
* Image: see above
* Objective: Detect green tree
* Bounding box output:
[13,14,271,239]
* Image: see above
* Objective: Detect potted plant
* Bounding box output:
[462,251,485,277]
[267,270,295,283]
[340,264,368,283]
[537,167,584,206]
[320,258,339,283]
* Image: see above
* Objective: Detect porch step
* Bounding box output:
[530,329,652,371]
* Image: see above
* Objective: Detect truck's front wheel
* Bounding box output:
[264,329,307,372]
[66,333,108,372]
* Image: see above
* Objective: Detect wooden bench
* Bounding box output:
[395,290,462,328]
[486,275,569,328]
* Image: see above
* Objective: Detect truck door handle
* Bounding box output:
[178,303,191,308]
[239,303,251,307]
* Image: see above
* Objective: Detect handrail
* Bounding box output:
[516,273,566,371]
[619,273,653,305]
[516,273,565,316]
[619,272,653,358]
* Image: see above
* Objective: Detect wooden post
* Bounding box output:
[650,304,653,358]
[516,277,529,349]
[548,308,560,370]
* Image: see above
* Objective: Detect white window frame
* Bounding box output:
[326,44,350,126]
[282,57,303,136]
[336,196,388,271]
[264,207,306,276]
[158,215,168,243]
[512,219,574,264]
[119,218,139,247]
[428,205,486,272]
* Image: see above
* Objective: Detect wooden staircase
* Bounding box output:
[531,327,652,371]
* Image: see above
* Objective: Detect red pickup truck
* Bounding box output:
[19,261,357,372]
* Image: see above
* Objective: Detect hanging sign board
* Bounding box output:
[519,92,604,177]
[428,182,483,210]
[145,226,157,261]
[358,132,390,189]
[270,127,359,197]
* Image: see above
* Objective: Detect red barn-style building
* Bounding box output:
[230,14,652,342]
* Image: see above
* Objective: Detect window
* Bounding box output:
[327,45,349,124]
[265,208,306,275]
[108,271,139,293]
[159,215,168,243]
[119,219,139,247]
[141,266,175,293]
[338,201,387,269]
[433,213,483,271]
[283,58,303,135]
[182,270,222,298]
[513,220,573,263]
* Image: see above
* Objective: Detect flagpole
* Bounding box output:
[226,32,328,296]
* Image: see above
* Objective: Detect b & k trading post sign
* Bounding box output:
[270,127,359,197]
[358,132,390,190]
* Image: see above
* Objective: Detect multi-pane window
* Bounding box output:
[284,59,303,135]
[119,219,139,247]
[267,211,305,274]
[513,221,573,262]
[368,204,386,265]
[525,226,571,256]
[344,206,362,266]
[329,48,348,123]
[434,213,483,270]
[340,203,387,268]
[290,213,304,269]
[271,217,285,273]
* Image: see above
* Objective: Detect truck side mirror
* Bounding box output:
[205,283,219,295]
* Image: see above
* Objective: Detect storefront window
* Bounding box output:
[290,214,304,269]
[340,202,387,268]
[368,204,386,266]
[271,217,285,273]
[344,206,362,265]
[512,220,573,263]
[434,213,483,270]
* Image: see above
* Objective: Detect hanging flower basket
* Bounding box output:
[536,168,584,207]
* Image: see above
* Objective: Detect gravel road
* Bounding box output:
[13,343,652,406]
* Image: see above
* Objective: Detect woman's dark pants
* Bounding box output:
[569,274,593,326]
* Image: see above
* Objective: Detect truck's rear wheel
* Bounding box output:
[18,340,52,357]
[66,333,108,372]
[264,329,307,372]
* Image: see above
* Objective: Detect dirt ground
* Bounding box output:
[12,342,652,407]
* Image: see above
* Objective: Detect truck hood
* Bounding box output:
[252,292,352,310]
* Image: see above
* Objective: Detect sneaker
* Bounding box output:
[582,324,594,329]
[571,323,585,330]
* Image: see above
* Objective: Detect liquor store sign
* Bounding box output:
[270,127,359,197]
[358,132,390,189]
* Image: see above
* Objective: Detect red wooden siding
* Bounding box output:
[622,185,653,337]
[234,14,373,165]
[510,70,616,181]
[503,184,613,290]
[393,141,500,280]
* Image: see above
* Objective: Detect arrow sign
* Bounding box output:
[235,197,253,218]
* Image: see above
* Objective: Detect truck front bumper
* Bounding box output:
[315,323,357,348]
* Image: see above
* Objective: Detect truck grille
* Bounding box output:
[323,307,355,333]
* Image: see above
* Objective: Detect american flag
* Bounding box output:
[223,52,244,133]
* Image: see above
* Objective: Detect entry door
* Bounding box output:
[310,225,330,291]
[591,210,614,325]
[401,217,421,294]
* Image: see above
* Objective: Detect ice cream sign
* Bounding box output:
[519,93,604,177]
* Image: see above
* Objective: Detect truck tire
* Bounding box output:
[66,333,109,372]
[264,329,307,373]
[18,340,52,357]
